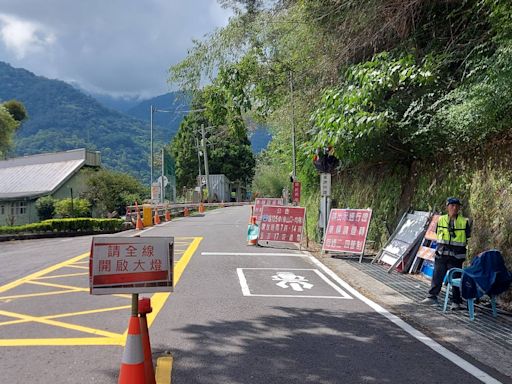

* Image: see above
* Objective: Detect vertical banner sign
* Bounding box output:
[90,236,173,295]
[292,181,301,204]
[254,198,284,221]
[322,209,372,254]
[259,206,306,244]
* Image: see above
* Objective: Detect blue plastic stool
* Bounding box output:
[443,268,497,320]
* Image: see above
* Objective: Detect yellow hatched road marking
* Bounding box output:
[0,237,202,346]
[0,305,132,326]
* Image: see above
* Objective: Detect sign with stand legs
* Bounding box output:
[322,208,372,262]
[258,206,306,249]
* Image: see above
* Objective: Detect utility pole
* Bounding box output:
[195,137,203,199]
[160,148,165,204]
[150,105,154,187]
[201,124,211,202]
[290,70,296,181]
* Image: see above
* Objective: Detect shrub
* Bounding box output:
[55,198,91,218]
[35,196,56,220]
[0,218,123,235]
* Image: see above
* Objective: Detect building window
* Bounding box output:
[0,205,4,215]
[10,201,27,215]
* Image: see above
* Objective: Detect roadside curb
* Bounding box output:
[155,354,173,384]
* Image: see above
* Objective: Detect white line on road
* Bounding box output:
[306,254,503,384]
[202,252,306,257]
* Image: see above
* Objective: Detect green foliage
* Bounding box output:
[55,198,91,218]
[0,99,26,158]
[251,159,289,197]
[84,169,147,215]
[0,218,123,235]
[310,53,437,166]
[35,196,56,220]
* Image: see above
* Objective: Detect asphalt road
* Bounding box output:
[0,206,506,383]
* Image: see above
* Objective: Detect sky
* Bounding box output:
[0,0,232,99]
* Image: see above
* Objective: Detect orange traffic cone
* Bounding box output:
[165,210,171,222]
[139,298,155,384]
[118,315,145,384]
[153,209,161,225]
[199,202,205,213]
[136,211,144,231]
[184,207,189,217]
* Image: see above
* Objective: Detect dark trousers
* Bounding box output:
[428,254,464,304]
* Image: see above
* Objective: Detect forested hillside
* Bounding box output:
[0,61,152,181]
[170,0,512,297]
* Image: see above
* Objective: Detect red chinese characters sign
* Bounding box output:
[259,206,305,244]
[322,209,372,254]
[254,198,284,221]
[90,236,173,294]
[292,181,301,204]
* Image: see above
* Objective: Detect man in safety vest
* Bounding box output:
[421,197,471,310]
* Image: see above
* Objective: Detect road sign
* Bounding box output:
[292,181,301,204]
[259,205,305,244]
[320,173,331,197]
[90,236,174,294]
[254,197,284,221]
[322,209,372,258]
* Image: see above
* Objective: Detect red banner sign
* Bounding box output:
[292,181,301,204]
[322,209,372,254]
[259,206,305,244]
[254,198,284,221]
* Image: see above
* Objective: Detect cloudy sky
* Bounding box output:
[0,0,232,98]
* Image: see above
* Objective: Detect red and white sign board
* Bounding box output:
[254,198,284,221]
[90,236,173,295]
[322,209,372,254]
[292,181,301,204]
[258,206,305,244]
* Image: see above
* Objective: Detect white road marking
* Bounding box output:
[236,268,352,299]
[306,254,503,384]
[202,252,306,257]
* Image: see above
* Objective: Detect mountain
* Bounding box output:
[0,61,153,182]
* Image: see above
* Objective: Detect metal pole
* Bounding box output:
[150,105,154,188]
[161,148,165,203]
[131,293,139,316]
[201,124,211,202]
[290,70,296,180]
[195,137,203,200]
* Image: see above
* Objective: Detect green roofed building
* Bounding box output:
[0,148,101,225]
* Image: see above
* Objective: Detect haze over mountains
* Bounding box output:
[0,61,270,183]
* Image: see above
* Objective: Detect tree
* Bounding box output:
[84,169,147,215]
[0,99,27,158]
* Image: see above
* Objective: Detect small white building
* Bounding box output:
[0,148,101,225]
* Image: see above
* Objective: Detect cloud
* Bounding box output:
[0,0,232,97]
[0,13,55,59]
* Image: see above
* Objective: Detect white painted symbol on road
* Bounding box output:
[272,272,313,292]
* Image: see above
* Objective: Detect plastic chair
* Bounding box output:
[443,268,497,320]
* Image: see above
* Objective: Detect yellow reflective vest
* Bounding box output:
[436,214,470,258]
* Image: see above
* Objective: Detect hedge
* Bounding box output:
[0,218,124,235]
